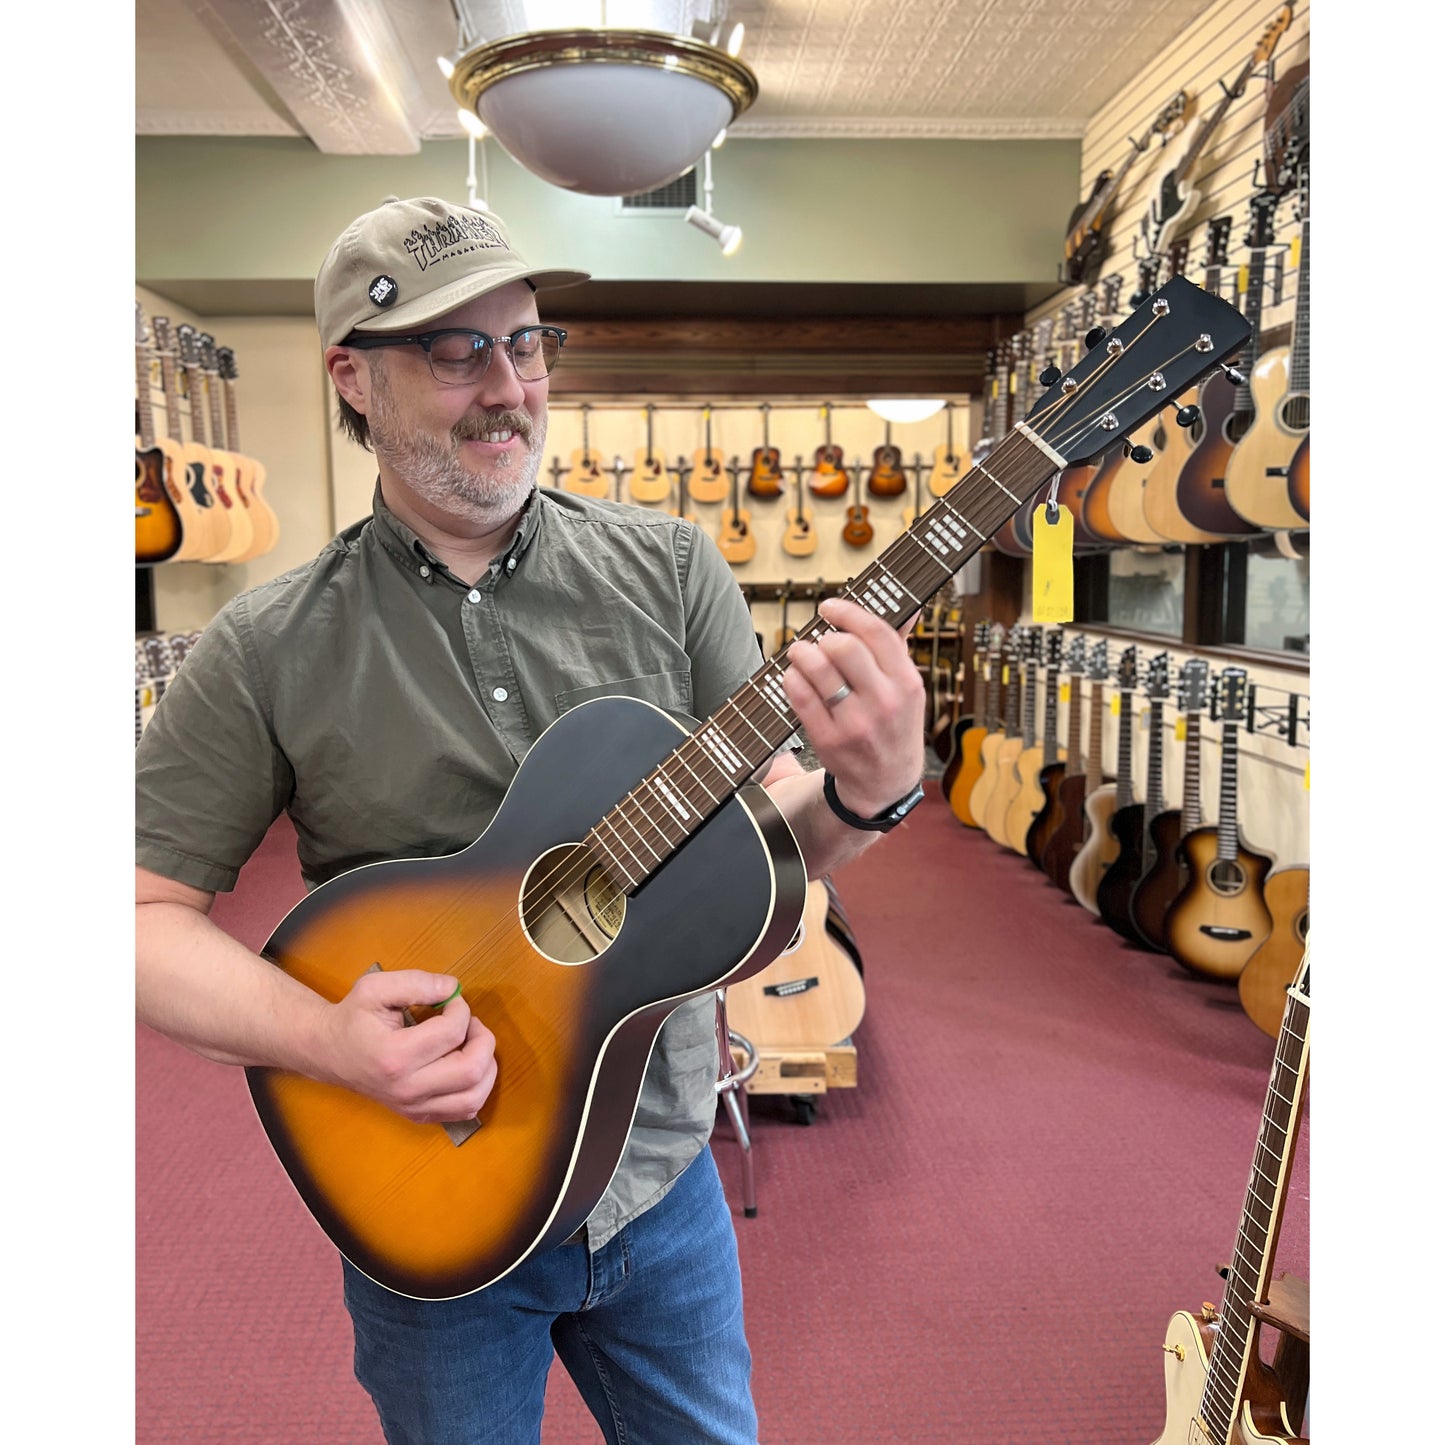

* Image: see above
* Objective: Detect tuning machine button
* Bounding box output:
[1084,326,1108,350]
[1038,365,1062,387]
[1170,399,1201,428]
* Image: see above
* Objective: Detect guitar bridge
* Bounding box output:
[1199,925,1253,941]
[764,976,819,998]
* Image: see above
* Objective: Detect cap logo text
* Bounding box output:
[403,214,506,272]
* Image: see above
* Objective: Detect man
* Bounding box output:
[136,196,926,1444]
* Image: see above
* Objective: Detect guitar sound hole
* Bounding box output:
[1281,396,1309,431]
[1223,414,1249,444]
[520,843,626,964]
[1207,859,1246,896]
[1296,910,1309,943]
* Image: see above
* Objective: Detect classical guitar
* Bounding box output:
[718,456,755,566]
[562,404,609,499]
[1150,950,1309,1445]
[1139,217,1239,544]
[244,274,1250,1300]
[1005,625,1064,857]
[1237,865,1309,1040]
[1062,88,1188,287]
[781,456,817,558]
[198,333,257,564]
[1096,650,1171,947]
[1041,639,1111,890]
[1163,667,1274,981]
[929,402,968,497]
[947,621,1003,828]
[217,345,280,562]
[1129,657,1210,953]
[1070,644,1136,916]
[1224,170,1310,530]
[1026,633,1084,870]
[688,405,727,504]
[1056,276,1125,549]
[176,323,239,560]
[134,304,185,566]
[940,620,988,800]
[627,404,670,505]
[1140,5,1294,256]
[866,421,907,498]
[746,402,783,499]
[806,402,848,498]
[840,460,874,549]
[973,623,1023,842]
[152,316,226,561]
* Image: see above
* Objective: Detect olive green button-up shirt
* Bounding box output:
[136,483,771,1250]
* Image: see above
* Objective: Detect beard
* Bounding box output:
[366,360,546,529]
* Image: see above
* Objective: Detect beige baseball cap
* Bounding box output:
[315,196,589,348]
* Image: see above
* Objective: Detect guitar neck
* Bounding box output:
[1232,246,1270,421]
[1085,686,1106,790]
[1040,664,1060,762]
[1019,661,1037,747]
[135,346,157,449]
[1217,719,1241,861]
[1063,676,1084,774]
[1288,217,1310,391]
[1144,704,1166,819]
[1179,53,1255,178]
[222,379,242,453]
[1115,694,1136,807]
[1182,714,1203,832]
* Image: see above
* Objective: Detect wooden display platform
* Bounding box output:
[730,1039,857,1097]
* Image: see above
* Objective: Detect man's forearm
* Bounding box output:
[763,766,890,879]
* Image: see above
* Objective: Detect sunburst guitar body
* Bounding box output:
[1163,829,1273,981]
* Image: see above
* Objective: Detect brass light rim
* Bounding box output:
[449,29,759,119]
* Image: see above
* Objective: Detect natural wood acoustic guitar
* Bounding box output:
[627,404,670,505]
[1040,638,1111,890]
[198,333,257,564]
[562,403,609,498]
[976,624,1026,844]
[1026,633,1084,870]
[718,456,755,566]
[1149,949,1309,1445]
[1162,667,1274,981]
[746,402,784,500]
[929,611,969,765]
[217,345,280,561]
[806,403,848,498]
[940,620,988,799]
[151,317,226,561]
[929,402,968,497]
[688,405,727,504]
[948,621,1003,828]
[1005,626,1064,856]
[242,276,1250,1300]
[1237,865,1309,1040]
[985,624,1039,847]
[134,304,185,566]
[781,456,817,558]
[1070,644,1136,915]
[175,324,240,561]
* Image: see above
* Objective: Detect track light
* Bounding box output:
[437,54,456,80]
[456,107,487,139]
[685,204,742,256]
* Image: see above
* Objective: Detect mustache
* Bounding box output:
[452,410,534,443]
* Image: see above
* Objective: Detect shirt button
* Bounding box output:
[419,565,431,579]
[467,588,482,603]
[491,686,509,702]
[506,557,517,573]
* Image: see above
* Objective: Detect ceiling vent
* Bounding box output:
[619,168,698,213]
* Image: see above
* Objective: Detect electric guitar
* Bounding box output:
[947,621,1003,828]
[1150,949,1309,1445]
[217,345,280,561]
[1026,634,1084,870]
[1237,865,1309,1040]
[840,460,874,549]
[866,422,906,498]
[718,457,755,565]
[1005,626,1064,857]
[1129,658,1210,953]
[198,332,257,564]
[1163,667,1274,981]
[134,304,185,566]
[563,404,609,499]
[1096,650,1171,947]
[746,403,784,499]
[1140,5,1294,256]
[930,403,968,497]
[1070,645,1135,916]
[781,456,817,558]
[1040,639,1111,890]
[627,404,670,505]
[806,403,848,498]
[152,316,227,561]
[244,275,1251,1300]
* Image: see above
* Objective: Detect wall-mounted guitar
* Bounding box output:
[152,316,228,561]
[176,323,240,562]
[562,403,608,498]
[1139,5,1295,257]
[781,456,817,558]
[1236,863,1308,1040]
[1005,625,1064,857]
[1040,638,1112,889]
[689,404,727,504]
[747,402,784,500]
[243,275,1251,1300]
[1096,650,1171,948]
[806,402,848,497]
[1053,281,1123,550]
[841,458,874,549]
[1026,633,1084,870]
[1162,667,1274,981]
[1224,166,1310,530]
[627,404,670,504]
[197,332,257,565]
[867,421,907,499]
[1062,88,1188,288]
[1071,644,1136,916]
[1129,657,1210,953]
[134,304,185,566]
[718,456,755,566]
[930,402,969,498]
[217,345,280,561]
[948,621,1004,828]
[668,455,697,525]
[900,452,930,532]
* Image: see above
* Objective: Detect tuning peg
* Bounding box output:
[1169,399,1201,427]
[1038,364,1062,387]
[1218,363,1247,386]
[1121,436,1154,463]
[1084,326,1108,350]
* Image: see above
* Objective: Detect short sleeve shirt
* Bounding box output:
[136,483,768,1249]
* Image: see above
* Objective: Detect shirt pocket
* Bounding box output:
[555,668,693,720]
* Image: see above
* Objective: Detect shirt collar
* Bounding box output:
[368,480,543,582]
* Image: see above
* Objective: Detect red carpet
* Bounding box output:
[136,793,1308,1441]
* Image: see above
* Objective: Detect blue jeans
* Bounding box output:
[342,1147,757,1444]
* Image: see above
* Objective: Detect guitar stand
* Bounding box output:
[715,989,760,1217]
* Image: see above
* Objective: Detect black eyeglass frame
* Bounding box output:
[341,325,567,383]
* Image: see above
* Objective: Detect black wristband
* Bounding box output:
[822,771,925,833]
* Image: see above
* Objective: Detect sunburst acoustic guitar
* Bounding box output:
[806,402,848,498]
[746,402,784,500]
[134,304,185,566]
[242,275,1251,1300]
[866,421,907,499]
[840,459,874,549]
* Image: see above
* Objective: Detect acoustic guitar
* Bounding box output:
[627,404,670,505]
[243,275,1250,1300]
[1004,625,1064,857]
[900,452,929,531]
[1224,169,1310,530]
[806,403,848,498]
[929,607,969,765]
[176,324,240,561]
[929,402,968,497]
[1237,865,1309,1040]
[562,403,609,499]
[1070,644,1136,916]
[747,403,784,499]
[1096,650,1171,947]
[683,405,724,504]
[1286,434,1308,521]
[781,456,817,558]
[940,621,989,800]
[151,316,227,561]
[840,460,874,549]
[1129,658,1210,953]
[1026,634,1084,870]
[1140,5,1294,256]
[668,456,698,525]
[198,333,257,565]
[217,345,280,562]
[1150,950,1309,1445]
[985,624,1039,847]
[866,422,906,498]
[134,304,185,566]
[1162,667,1274,981]
[1040,639,1110,890]
[972,623,1023,841]
[718,456,755,566]
[947,621,1002,828]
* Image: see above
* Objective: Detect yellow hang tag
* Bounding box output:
[1009,373,1017,394]
[1003,665,1011,685]
[1238,263,1250,294]
[1111,695,1121,716]
[1290,235,1302,269]
[1060,683,1072,705]
[1175,717,1188,741]
[1304,758,1310,791]
[1032,503,1074,622]
[990,379,999,400]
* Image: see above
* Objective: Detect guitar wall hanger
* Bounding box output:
[1245,688,1309,748]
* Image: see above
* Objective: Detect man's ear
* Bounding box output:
[325,346,370,414]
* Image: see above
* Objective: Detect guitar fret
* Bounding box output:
[696,721,748,777]
[651,773,697,824]
[592,816,645,887]
[860,570,909,616]
[757,670,792,722]
[613,796,668,864]
[976,462,1022,506]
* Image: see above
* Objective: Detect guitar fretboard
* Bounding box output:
[1040,659,1061,766]
[1217,719,1241,863]
[1062,665,1084,778]
[1182,713,1203,834]
[1114,687,1136,811]
[1287,216,1309,395]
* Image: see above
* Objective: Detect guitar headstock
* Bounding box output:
[135,301,149,347]
[1100,273,1125,320]
[176,323,200,370]
[1214,665,1249,723]
[1087,638,1109,681]
[217,346,238,383]
[973,620,991,654]
[198,332,220,375]
[1116,645,1138,692]
[1131,254,1163,308]
[1065,635,1087,675]
[1145,650,1171,701]
[1205,215,1234,271]
[1150,89,1189,139]
[1044,627,1064,669]
[1022,275,1251,470]
[1022,624,1043,665]
[1253,6,1294,66]
[1247,189,1281,250]
[988,621,1005,655]
[1177,657,1210,713]
[1165,238,1192,282]
[151,315,175,356]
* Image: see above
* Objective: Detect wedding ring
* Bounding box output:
[825,683,852,708]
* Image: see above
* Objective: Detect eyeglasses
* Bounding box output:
[343,325,567,384]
